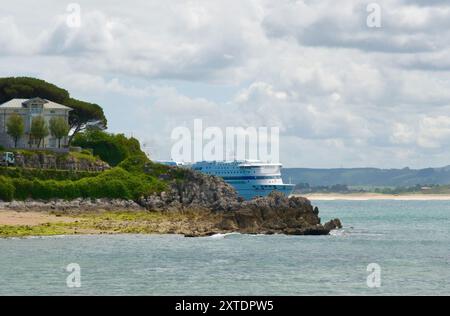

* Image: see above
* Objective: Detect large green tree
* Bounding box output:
[65,98,107,145]
[0,77,69,104]
[73,130,144,166]
[0,77,107,144]
[6,113,25,148]
[30,116,49,148]
[49,117,70,148]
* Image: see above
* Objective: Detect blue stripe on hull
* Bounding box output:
[229,184,295,200]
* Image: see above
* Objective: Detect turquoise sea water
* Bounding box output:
[0,200,449,295]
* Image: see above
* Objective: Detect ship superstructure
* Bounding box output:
[190,160,294,200]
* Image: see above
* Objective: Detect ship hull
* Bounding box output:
[229,183,295,200]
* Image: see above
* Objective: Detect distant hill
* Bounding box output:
[281,166,450,187]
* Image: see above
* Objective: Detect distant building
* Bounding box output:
[0,97,72,149]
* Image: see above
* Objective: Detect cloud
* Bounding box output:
[417,116,450,148]
[2,0,450,167]
[0,16,37,55]
[262,0,450,54]
[32,2,267,82]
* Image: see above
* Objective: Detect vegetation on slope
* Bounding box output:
[0,167,98,181]
[0,146,188,202]
[0,158,169,202]
[72,130,143,166]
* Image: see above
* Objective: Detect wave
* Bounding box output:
[329,229,347,237]
[209,232,241,239]
[329,227,386,238]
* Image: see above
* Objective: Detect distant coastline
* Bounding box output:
[299,193,450,201]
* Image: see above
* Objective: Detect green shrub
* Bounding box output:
[81,148,93,155]
[72,130,145,166]
[0,167,98,181]
[118,154,150,174]
[118,155,188,181]
[10,178,32,200]
[0,176,15,201]
[98,179,131,199]
[4,165,168,201]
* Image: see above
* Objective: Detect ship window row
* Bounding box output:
[205,171,259,175]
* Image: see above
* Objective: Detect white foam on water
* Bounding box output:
[209,232,241,239]
[329,229,348,237]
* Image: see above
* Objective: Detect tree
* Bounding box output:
[66,98,107,145]
[0,77,69,104]
[72,130,144,166]
[30,116,49,148]
[6,113,24,148]
[49,117,69,148]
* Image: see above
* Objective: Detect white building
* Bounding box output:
[0,97,72,149]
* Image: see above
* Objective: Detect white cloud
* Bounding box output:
[2,0,450,167]
[418,116,450,148]
[0,16,37,55]
[390,122,415,144]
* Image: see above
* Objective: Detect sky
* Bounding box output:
[1,0,450,168]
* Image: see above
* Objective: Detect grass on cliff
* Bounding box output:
[0,129,191,202]
[0,166,99,181]
[0,154,188,202]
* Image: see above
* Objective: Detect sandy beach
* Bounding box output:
[0,210,79,226]
[299,193,450,201]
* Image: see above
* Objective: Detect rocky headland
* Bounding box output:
[0,168,342,237]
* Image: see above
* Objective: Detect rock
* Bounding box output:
[135,168,343,236]
[0,198,144,213]
[324,218,343,231]
[135,169,343,236]
[138,168,239,211]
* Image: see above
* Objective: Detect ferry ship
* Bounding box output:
[189,160,295,200]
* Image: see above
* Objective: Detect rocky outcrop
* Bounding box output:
[14,152,110,171]
[216,193,342,236]
[139,169,240,212]
[0,198,142,212]
[138,168,342,237]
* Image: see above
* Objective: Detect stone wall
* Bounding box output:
[13,152,110,172]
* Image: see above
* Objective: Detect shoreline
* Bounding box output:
[0,209,220,238]
[298,193,450,201]
[0,193,343,238]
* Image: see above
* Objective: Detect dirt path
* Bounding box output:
[0,210,79,226]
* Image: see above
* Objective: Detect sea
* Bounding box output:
[0,200,449,295]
